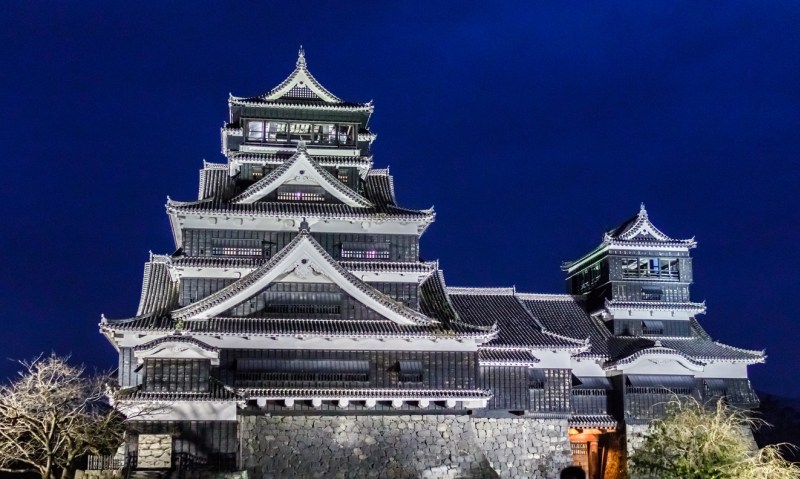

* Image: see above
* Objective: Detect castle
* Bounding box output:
[99,50,763,479]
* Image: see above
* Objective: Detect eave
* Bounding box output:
[166,201,435,236]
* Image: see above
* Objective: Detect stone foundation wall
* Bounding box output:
[75,471,123,479]
[137,434,173,469]
[240,414,571,479]
[472,418,571,478]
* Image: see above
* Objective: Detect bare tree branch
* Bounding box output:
[0,356,132,479]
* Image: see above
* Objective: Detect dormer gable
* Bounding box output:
[228,48,372,113]
[603,203,696,248]
[262,47,341,103]
[230,142,372,207]
[133,335,220,365]
[604,341,705,373]
[171,227,432,326]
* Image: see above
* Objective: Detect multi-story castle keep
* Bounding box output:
[99,50,764,479]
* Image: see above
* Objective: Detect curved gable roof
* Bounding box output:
[230,143,372,207]
[171,230,433,326]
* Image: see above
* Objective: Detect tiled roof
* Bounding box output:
[661,337,765,363]
[518,294,610,358]
[228,152,373,169]
[604,343,707,369]
[198,167,234,202]
[605,299,706,312]
[231,49,364,107]
[135,261,178,317]
[479,348,540,366]
[167,200,433,222]
[133,335,217,353]
[170,256,433,275]
[120,380,239,402]
[171,256,268,268]
[340,261,436,274]
[102,315,489,339]
[606,335,764,366]
[364,170,396,207]
[102,314,174,332]
[603,204,696,248]
[240,388,491,400]
[183,318,489,339]
[448,289,584,349]
[569,414,618,429]
[419,271,460,325]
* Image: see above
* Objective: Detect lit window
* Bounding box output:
[289,123,313,142]
[337,124,354,145]
[276,185,325,202]
[622,257,679,280]
[341,242,391,260]
[265,122,288,142]
[313,124,336,144]
[246,121,264,141]
[211,238,266,257]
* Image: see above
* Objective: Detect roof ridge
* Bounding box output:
[515,296,588,348]
[516,292,584,301]
[447,286,516,295]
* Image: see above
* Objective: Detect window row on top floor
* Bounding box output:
[621,257,679,280]
[245,120,356,146]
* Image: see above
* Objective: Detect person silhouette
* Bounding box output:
[560,466,586,479]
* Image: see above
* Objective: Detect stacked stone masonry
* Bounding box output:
[137,434,173,469]
[240,414,571,478]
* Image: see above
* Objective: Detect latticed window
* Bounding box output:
[641,287,663,301]
[260,288,342,315]
[341,241,391,260]
[276,185,325,202]
[284,85,317,99]
[211,238,267,256]
[530,369,571,413]
[235,359,369,386]
[625,375,695,395]
[143,359,210,393]
[211,238,265,257]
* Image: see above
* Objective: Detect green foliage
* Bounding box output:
[630,397,800,479]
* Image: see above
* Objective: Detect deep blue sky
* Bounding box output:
[1,2,798,396]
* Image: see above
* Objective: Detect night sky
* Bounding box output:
[1,2,798,396]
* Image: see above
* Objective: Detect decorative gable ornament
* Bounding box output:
[602,203,697,248]
[259,47,342,104]
[230,142,373,207]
